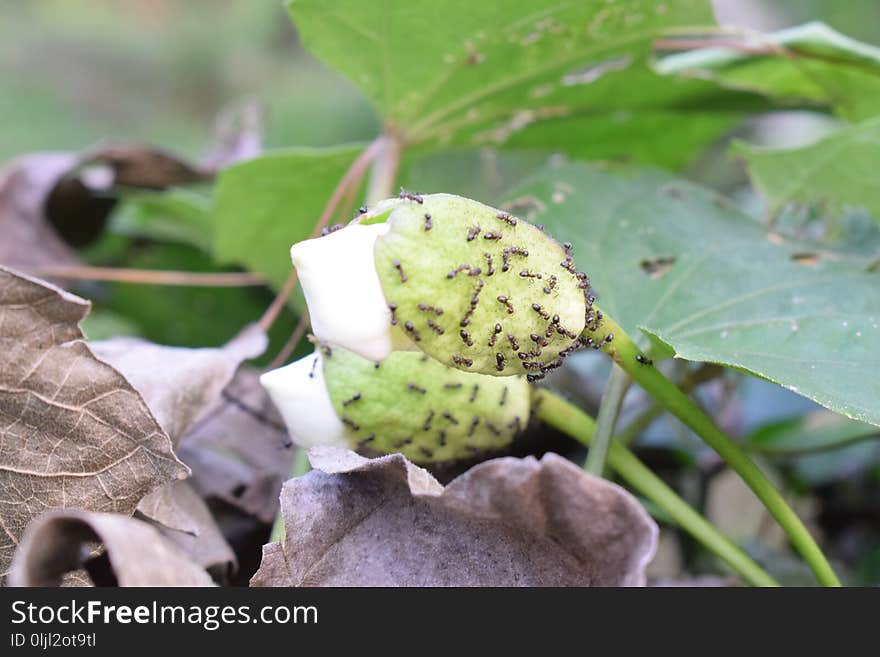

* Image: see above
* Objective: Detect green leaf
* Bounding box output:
[657,22,880,121]
[213,145,365,290]
[112,187,214,251]
[400,149,553,207]
[733,116,880,221]
[746,411,879,456]
[504,105,739,170]
[505,162,880,426]
[288,0,748,167]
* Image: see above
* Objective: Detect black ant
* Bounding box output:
[399,188,423,203]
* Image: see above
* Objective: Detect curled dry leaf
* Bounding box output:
[92,325,267,449]
[8,510,214,587]
[252,447,658,587]
[0,138,246,275]
[92,325,267,572]
[0,268,187,577]
[84,144,210,190]
[45,144,210,250]
[178,368,296,523]
[0,153,83,271]
[137,480,236,576]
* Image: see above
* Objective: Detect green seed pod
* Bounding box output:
[323,346,530,464]
[374,193,592,379]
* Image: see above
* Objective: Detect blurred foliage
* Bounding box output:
[714,0,880,46]
[0,0,378,161]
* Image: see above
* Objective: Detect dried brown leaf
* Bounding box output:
[92,326,266,570]
[138,480,236,576]
[61,570,95,587]
[178,368,296,523]
[92,326,267,448]
[252,448,658,587]
[84,144,210,190]
[0,268,187,577]
[8,510,214,587]
[0,154,83,270]
[0,144,218,272]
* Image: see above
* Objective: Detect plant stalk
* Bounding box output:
[584,364,630,476]
[257,137,384,333]
[365,134,402,206]
[533,389,778,586]
[586,310,840,586]
[19,265,265,287]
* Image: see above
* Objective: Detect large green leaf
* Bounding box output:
[287,0,751,168]
[746,410,879,456]
[657,22,880,121]
[505,162,880,426]
[733,116,880,221]
[213,145,365,290]
[504,105,739,170]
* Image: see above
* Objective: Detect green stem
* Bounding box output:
[616,403,663,447]
[365,134,402,206]
[616,364,724,447]
[584,364,630,476]
[534,389,778,587]
[269,448,312,544]
[588,311,840,587]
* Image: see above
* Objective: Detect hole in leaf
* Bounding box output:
[562,55,632,86]
[659,183,686,199]
[640,256,676,279]
[791,252,819,266]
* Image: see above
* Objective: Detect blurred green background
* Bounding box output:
[0,0,379,162]
[3,0,878,164]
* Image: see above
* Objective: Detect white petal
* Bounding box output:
[291,223,396,362]
[259,352,348,449]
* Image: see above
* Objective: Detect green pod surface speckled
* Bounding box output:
[374,193,596,380]
[322,346,530,464]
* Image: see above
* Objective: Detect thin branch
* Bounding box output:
[654,38,787,56]
[654,35,880,74]
[617,363,725,447]
[335,172,361,225]
[256,269,301,334]
[266,310,311,370]
[366,134,402,206]
[257,137,385,333]
[19,265,265,287]
[534,388,778,587]
[591,311,840,587]
[584,364,630,476]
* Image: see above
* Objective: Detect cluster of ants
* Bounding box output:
[384,190,614,383]
[325,347,522,462]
